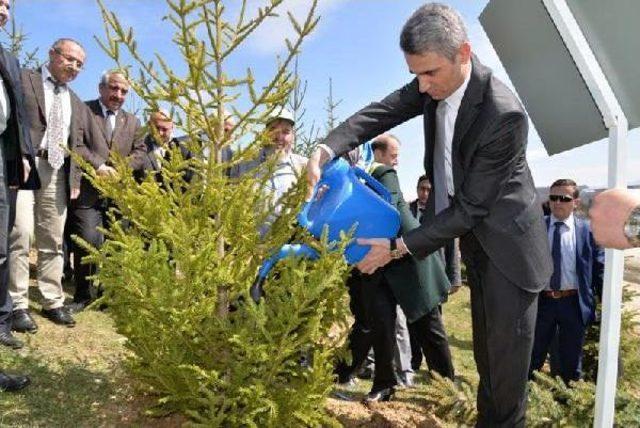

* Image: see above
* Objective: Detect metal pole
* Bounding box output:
[541,1,628,426]
[594,118,627,427]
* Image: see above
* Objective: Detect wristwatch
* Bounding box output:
[389,238,403,259]
[623,205,640,248]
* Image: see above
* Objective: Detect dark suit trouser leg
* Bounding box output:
[70,204,105,303]
[530,296,558,377]
[409,307,454,379]
[0,145,12,332]
[364,272,397,392]
[462,236,538,428]
[408,320,424,370]
[556,296,586,382]
[336,272,373,382]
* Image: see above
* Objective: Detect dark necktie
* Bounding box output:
[105,109,115,143]
[46,77,66,169]
[550,221,564,291]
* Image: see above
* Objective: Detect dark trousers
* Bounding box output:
[0,142,16,331]
[337,270,454,392]
[335,272,373,383]
[461,234,538,428]
[69,203,107,303]
[529,294,586,383]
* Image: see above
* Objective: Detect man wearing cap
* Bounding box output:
[239,107,306,237]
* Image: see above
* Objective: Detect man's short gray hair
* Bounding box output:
[100,69,129,86]
[399,3,468,61]
[51,38,85,52]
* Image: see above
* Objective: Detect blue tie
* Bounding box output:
[550,221,563,291]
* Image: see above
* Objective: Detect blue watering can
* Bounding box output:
[250,158,400,303]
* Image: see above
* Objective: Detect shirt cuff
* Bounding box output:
[398,237,412,255]
[317,144,335,160]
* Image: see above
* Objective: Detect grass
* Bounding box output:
[2,276,637,426]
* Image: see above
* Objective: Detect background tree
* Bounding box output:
[77,0,351,425]
[0,0,39,67]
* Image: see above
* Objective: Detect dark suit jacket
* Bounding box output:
[74,99,146,207]
[323,56,552,292]
[0,48,39,189]
[370,164,450,322]
[136,134,194,185]
[545,216,604,325]
[21,67,89,192]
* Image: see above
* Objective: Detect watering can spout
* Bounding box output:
[251,244,319,303]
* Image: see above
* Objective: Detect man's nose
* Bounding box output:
[418,76,431,93]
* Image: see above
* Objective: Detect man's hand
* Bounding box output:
[306,147,331,200]
[22,156,31,184]
[356,238,393,274]
[70,188,80,200]
[96,164,117,177]
[590,189,640,249]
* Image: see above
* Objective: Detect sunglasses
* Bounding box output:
[549,194,574,203]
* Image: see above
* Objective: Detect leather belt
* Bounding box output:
[542,289,578,299]
[36,149,48,159]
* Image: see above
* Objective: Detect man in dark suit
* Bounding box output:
[307,4,552,426]
[136,111,193,185]
[9,38,87,334]
[529,179,603,383]
[67,69,146,311]
[0,1,37,393]
[336,134,453,403]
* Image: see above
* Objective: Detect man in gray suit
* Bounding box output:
[307,3,552,426]
[9,38,88,333]
[68,70,146,311]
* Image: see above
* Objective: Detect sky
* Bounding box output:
[5,0,639,200]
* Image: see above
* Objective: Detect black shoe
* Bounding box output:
[12,309,38,334]
[66,300,91,314]
[362,387,395,403]
[42,307,76,327]
[0,372,31,392]
[0,331,24,349]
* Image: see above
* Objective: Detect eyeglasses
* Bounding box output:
[549,194,574,203]
[53,48,84,70]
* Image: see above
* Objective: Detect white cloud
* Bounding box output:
[245,0,348,55]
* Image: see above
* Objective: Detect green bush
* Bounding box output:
[75,1,353,425]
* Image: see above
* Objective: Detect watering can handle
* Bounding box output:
[353,167,392,203]
[297,185,318,228]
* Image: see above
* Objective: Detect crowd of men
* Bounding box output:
[2,2,640,426]
[0,2,307,389]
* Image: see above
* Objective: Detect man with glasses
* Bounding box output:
[529,179,603,383]
[67,70,146,312]
[9,38,89,333]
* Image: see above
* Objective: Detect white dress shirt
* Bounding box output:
[99,100,118,130]
[547,213,578,291]
[40,65,72,150]
[0,75,11,136]
[437,66,472,198]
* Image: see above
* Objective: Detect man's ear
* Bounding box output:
[458,42,472,64]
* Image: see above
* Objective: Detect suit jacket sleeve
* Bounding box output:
[403,110,529,257]
[323,79,424,156]
[128,117,147,171]
[73,103,108,169]
[590,230,604,300]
